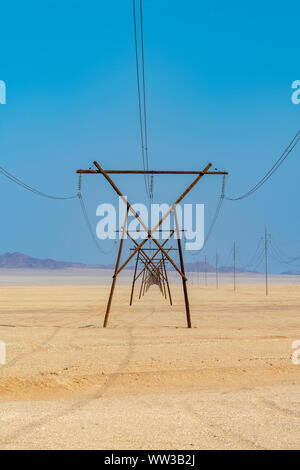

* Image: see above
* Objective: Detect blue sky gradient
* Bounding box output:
[0,0,299,271]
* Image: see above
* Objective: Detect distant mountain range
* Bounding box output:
[184,261,250,273]
[0,254,249,272]
[0,252,113,269]
[281,270,300,275]
[1,252,296,275]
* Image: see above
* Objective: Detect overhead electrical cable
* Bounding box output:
[225,130,300,201]
[249,247,265,271]
[139,0,151,194]
[0,165,79,200]
[270,237,300,264]
[237,239,264,270]
[132,0,151,198]
[0,165,114,255]
[78,193,115,255]
[269,241,300,267]
[235,240,265,272]
[77,176,115,255]
[190,175,226,255]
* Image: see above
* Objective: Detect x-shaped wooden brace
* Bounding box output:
[129,234,175,306]
[132,245,172,303]
[127,232,170,285]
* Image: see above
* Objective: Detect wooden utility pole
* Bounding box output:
[174,205,191,328]
[139,268,146,299]
[216,252,219,289]
[103,207,129,328]
[129,251,140,305]
[265,228,269,296]
[162,258,172,305]
[233,241,236,292]
[204,256,207,287]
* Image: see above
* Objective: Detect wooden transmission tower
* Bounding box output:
[77,161,228,328]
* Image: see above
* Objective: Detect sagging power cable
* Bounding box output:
[237,239,264,271]
[190,175,226,255]
[78,175,115,255]
[133,0,151,199]
[225,130,300,201]
[1,165,114,255]
[0,165,78,200]
[269,240,300,267]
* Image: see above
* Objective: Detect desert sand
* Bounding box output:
[0,273,299,449]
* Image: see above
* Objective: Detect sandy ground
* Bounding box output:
[0,277,299,449]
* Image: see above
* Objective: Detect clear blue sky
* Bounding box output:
[0,0,299,272]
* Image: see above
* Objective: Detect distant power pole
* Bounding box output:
[264,228,270,296]
[216,252,219,289]
[233,241,236,292]
[204,256,207,287]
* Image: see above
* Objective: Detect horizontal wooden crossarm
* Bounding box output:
[116,230,185,232]
[77,169,228,175]
[130,249,177,252]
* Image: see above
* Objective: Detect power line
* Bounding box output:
[205,175,226,244]
[78,192,115,255]
[188,130,299,254]
[190,175,226,256]
[132,0,148,196]
[263,228,270,296]
[215,251,219,289]
[1,165,115,255]
[237,239,263,270]
[233,241,236,291]
[249,246,265,271]
[0,166,78,200]
[132,0,151,198]
[269,241,300,267]
[139,0,150,192]
[225,130,300,201]
[270,237,300,264]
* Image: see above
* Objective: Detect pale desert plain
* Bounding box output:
[0,269,299,450]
